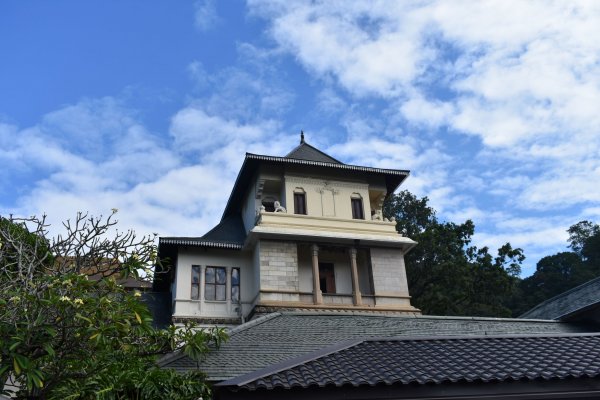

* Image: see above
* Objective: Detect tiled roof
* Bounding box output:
[160,214,246,249]
[158,311,593,381]
[285,141,342,164]
[218,333,600,391]
[520,276,600,320]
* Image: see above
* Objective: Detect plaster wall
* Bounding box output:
[173,247,254,319]
[370,248,409,296]
[298,245,313,293]
[318,247,353,295]
[284,175,372,220]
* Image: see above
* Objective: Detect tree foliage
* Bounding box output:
[0,212,226,399]
[384,191,524,317]
[514,220,600,316]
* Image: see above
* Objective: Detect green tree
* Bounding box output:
[384,191,524,317]
[0,212,226,399]
[516,220,600,315]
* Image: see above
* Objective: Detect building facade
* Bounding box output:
[154,135,420,326]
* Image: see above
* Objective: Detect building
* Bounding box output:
[156,135,600,398]
[154,133,419,326]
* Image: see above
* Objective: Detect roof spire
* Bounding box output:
[300,130,305,144]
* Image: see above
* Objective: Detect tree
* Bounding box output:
[0,212,226,399]
[384,191,524,317]
[515,220,600,315]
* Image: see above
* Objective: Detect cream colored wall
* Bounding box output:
[317,248,352,295]
[285,175,371,220]
[173,247,255,319]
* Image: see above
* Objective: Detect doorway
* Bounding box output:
[319,262,336,294]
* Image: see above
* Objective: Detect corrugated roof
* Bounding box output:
[520,276,600,320]
[219,333,600,391]
[159,311,593,381]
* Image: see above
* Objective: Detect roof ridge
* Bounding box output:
[227,312,282,337]
[215,337,363,388]
[520,275,600,318]
[277,310,560,323]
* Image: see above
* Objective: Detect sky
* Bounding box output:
[1,1,600,276]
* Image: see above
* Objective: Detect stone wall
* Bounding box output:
[370,248,409,296]
[259,240,299,291]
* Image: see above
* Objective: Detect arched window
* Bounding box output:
[293,188,307,215]
[351,193,364,220]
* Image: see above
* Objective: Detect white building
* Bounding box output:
[154,134,420,326]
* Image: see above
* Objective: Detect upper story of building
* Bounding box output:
[155,134,418,326]
[208,133,415,251]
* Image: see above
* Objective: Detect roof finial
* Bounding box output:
[300,130,305,144]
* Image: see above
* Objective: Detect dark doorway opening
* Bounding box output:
[319,263,336,294]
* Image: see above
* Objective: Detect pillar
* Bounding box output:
[349,248,362,305]
[311,244,323,304]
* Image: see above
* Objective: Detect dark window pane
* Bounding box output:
[205,267,215,284]
[205,285,215,300]
[294,193,306,214]
[231,286,240,303]
[191,285,199,300]
[216,267,226,284]
[351,198,364,219]
[192,265,200,284]
[216,285,226,301]
[231,268,240,285]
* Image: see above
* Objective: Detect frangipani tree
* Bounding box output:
[0,212,226,399]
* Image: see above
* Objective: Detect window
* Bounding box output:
[351,196,364,219]
[231,268,240,303]
[191,265,201,300]
[205,266,226,301]
[294,190,307,215]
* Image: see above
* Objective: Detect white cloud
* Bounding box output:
[194,0,219,31]
[248,0,600,273]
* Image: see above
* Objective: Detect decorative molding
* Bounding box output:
[286,175,369,190]
[255,178,266,199]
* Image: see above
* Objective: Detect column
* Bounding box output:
[349,248,362,305]
[311,244,323,304]
[226,266,232,308]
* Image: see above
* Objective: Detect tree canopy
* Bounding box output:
[514,220,600,316]
[384,191,600,318]
[385,191,524,317]
[0,212,226,399]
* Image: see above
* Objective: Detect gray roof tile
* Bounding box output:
[520,276,600,320]
[285,142,342,164]
[159,311,594,381]
[219,333,600,391]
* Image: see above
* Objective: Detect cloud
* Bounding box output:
[194,0,220,31]
[239,0,600,277]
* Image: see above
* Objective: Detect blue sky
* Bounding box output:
[2,1,600,276]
